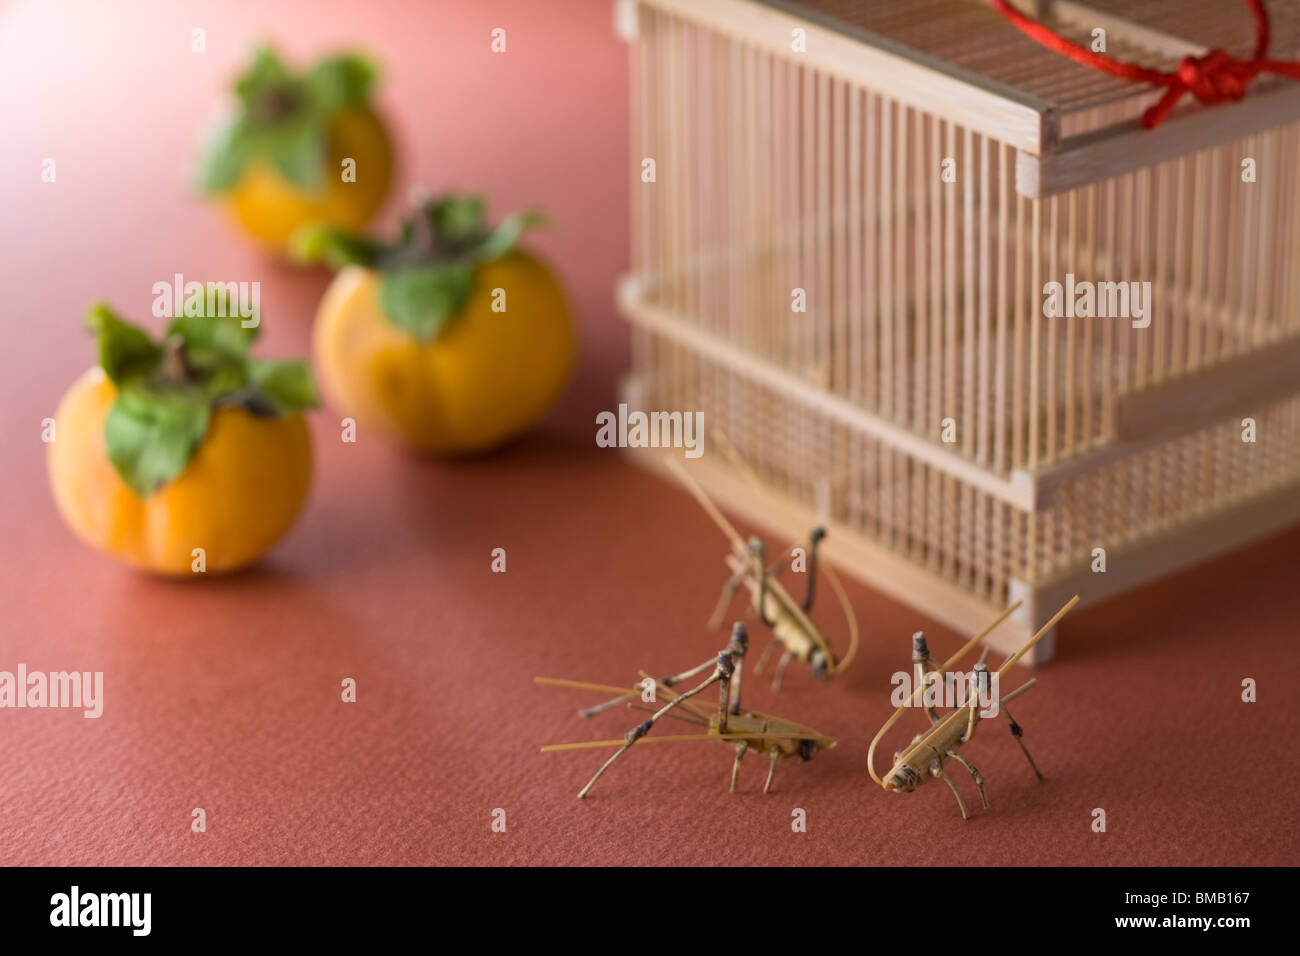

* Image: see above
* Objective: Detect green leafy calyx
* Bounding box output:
[198,45,377,195]
[87,299,319,499]
[292,194,547,342]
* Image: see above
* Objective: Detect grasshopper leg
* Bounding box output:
[947,752,989,809]
[763,748,779,794]
[708,573,743,631]
[753,636,780,675]
[1003,706,1044,781]
[578,654,731,799]
[578,657,715,719]
[931,762,970,820]
[730,740,749,793]
[771,650,794,691]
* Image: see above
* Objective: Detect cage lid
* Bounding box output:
[633,0,1300,195]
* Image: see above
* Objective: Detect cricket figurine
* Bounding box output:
[868,595,1079,819]
[663,443,859,691]
[536,622,836,799]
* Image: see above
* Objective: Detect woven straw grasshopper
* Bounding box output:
[868,596,1079,819]
[537,623,835,799]
[663,443,859,691]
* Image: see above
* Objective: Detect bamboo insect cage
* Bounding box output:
[615,0,1300,663]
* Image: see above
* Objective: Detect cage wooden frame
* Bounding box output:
[615,0,1300,663]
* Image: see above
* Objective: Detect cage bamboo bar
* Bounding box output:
[616,0,1300,663]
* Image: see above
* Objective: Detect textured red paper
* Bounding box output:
[1,0,1298,867]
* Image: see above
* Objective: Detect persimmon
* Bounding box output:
[297,194,575,454]
[47,301,318,575]
[197,46,393,254]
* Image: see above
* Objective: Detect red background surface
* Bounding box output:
[1,0,1297,866]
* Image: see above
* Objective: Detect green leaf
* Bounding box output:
[296,193,551,340]
[196,120,256,194]
[247,359,320,415]
[192,351,251,402]
[105,386,211,498]
[430,195,487,247]
[165,287,261,400]
[307,55,376,113]
[86,300,317,497]
[234,46,292,105]
[379,264,475,342]
[87,303,162,386]
[168,288,261,354]
[267,117,327,192]
[477,208,548,261]
[291,223,387,268]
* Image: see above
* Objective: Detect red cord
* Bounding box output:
[989,0,1300,128]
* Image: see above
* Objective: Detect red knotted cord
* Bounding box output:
[990,0,1300,128]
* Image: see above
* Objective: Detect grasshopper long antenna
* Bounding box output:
[535,676,653,696]
[997,595,1078,677]
[710,429,758,485]
[821,559,859,675]
[625,702,711,727]
[542,731,836,751]
[662,455,748,556]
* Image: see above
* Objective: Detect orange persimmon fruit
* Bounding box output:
[297,194,574,454]
[48,302,317,575]
[197,46,393,255]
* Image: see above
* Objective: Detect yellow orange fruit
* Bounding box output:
[48,369,312,575]
[222,106,393,254]
[312,251,575,454]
